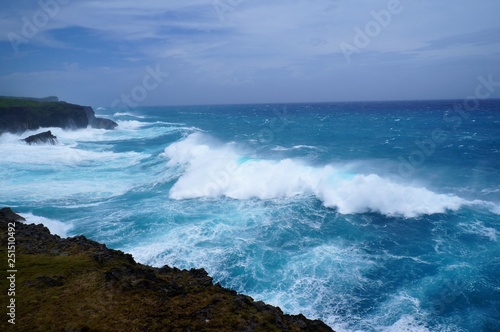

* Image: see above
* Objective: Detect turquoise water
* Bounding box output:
[1,100,499,331]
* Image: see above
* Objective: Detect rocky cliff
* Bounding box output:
[0,97,117,134]
[0,208,334,332]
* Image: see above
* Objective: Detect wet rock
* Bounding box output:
[23,130,58,145]
[84,107,118,130]
[188,268,214,286]
[0,207,26,221]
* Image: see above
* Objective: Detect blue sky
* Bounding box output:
[1,0,500,106]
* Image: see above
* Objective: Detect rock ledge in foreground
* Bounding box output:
[0,208,334,332]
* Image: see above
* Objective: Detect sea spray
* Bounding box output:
[165,132,468,217]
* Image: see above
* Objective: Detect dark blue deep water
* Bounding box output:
[1,100,499,331]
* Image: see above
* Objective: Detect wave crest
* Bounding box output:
[164,133,468,218]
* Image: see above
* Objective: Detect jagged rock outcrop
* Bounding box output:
[22,130,58,145]
[84,107,119,130]
[0,97,117,134]
[0,208,334,332]
[0,207,25,221]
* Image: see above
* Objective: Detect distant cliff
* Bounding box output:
[0,208,334,332]
[3,96,60,103]
[0,97,117,134]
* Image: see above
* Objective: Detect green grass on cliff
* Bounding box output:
[0,220,333,332]
[0,97,76,116]
[0,97,91,133]
[0,251,295,332]
[0,189,332,332]
[0,99,67,111]
[0,97,58,108]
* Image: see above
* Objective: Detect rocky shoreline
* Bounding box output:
[0,96,117,134]
[0,208,334,332]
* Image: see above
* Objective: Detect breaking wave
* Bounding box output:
[164,133,473,218]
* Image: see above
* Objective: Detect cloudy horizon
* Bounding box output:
[1,0,500,107]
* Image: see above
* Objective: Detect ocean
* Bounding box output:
[1,100,499,331]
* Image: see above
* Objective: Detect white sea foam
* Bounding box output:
[164,133,469,218]
[0,119,185,146]
[0,126,109,144]
[125,215,376,332]
[379,314,430,332]
[258,243,377,329]
[360,291,432,332]
[458,220,498,241]
[113,112,146,119]
[22,213,73,237]
[271,145,321,151]
[0,132,144,166]
[480,201,500,215]
[0,129,150,202]
[115,120,146,130]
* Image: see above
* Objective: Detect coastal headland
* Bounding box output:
[0,96,117,134]
[0,211,334,331]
